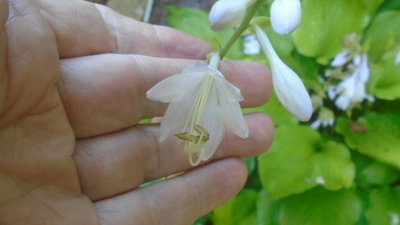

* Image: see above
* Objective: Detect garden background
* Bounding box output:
[89,0,400,224]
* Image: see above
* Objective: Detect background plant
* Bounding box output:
[166,0,400,224]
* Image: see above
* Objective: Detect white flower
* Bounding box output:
[310,108,334,129]
[327,85,337,100]
[331,49,351,67]
[335,54,371,110]
[209,0,254,31]
[243,34,261,55]
[395,51,400,66]
[254,25,312,121]
[270,0,302,35]
[146,56,249,166]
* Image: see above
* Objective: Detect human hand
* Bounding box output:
[0,0,274,224]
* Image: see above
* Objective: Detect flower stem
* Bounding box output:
[219,0,264,59]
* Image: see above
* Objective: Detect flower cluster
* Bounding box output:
[310,34,373,129]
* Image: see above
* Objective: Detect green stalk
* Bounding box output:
[219,0,265,59]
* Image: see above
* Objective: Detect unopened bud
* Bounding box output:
[270,0,302,34]
[209,0,251,31]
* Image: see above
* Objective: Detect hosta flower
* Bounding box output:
[209,0,254,31]
[335,54,372,110]
[396,51,400,65]
[146,56,249,166]
[254,25,312,121]
[310,108,335,129]
[331,49,351,67]
[243,34,261,55]
[270,0,302,34]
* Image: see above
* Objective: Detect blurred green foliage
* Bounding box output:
[166,0,400,224]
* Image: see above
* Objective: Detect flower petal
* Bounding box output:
[201,88,225,160]
[147,72,204,103]
[158,81,201,141]
[215,79,249,138]
[335,95,351,110]
[357,54,370,83]
[212,71,244,101]
[331,49,350,67]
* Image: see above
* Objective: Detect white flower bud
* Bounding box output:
[270,0,302,35]
[254,25,312,121]
[209,0,251,31]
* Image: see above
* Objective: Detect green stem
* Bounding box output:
[219,0,265,59]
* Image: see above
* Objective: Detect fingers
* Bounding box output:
[59,54,272,138]
[94,158,247,225]
[0,0,8,113]
[73,113,273,201]
[33,0,210,58]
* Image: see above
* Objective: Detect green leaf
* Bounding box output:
[357,161,400,187]
[213,189,258,225]
[280,187,362,225]
[244,93,298,126]
[167,6,243,59]
[365,187,400,225]
[376,0,400,13]
[257,190,281,225]
[336,113,400,169]
[365,10,400,61]
[244,157,256,175]
[258,124,355,199]
[368,48,400,100]
[293,0,382,64]
[192,214,211,225]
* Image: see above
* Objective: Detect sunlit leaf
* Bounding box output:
[293,0,383,64]
[357,161,400,187]
[369,48,400,100]
[258,125,355,199]
[365,187,400,225]
[280,187,362,225]
[365,10,400,62]
[336,113,400,169]
[257,190,281,225]
[213,189,258,225]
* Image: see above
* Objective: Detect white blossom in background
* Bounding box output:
[389,212,400,225]
[209,0,254,31]
[270,0,302,34]
[315,176,326,185]
[331,49,351,67]
[395,51,400,66]
[335,54,372,110]
[254,25,313,121]
[327,85,337,100]
[243,34,261,55]
[310,108,335,129]
[147,56,249,166]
